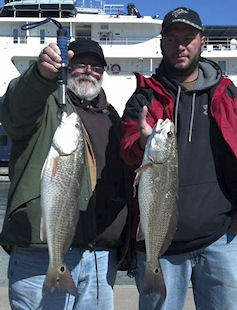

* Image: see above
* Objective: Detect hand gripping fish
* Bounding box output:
[40,111,85,297]
[134,118,178,299]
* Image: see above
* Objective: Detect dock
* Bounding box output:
[0,283,195,310]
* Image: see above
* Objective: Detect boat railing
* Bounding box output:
[0,33,159,46]
[103,4,125,16]
[93,35,158,45]
[204,36,237,51]
[107,68,237,76]
[1,32,237,50]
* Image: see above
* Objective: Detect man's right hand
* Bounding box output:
[37,43,74,80]
[139,105,152,150]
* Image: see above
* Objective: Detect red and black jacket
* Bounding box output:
[120,61,237,255]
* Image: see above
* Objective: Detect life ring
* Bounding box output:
[111,64,121,73]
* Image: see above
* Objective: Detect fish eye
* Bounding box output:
[75,123,80,129]
[167,131,173,138]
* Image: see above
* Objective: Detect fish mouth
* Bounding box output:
[155,119,173,134]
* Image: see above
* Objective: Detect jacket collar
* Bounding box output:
[67,88,108,112]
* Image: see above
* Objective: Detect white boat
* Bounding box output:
[0,0,162,115]
[0,0,237,161]
[0,1,237,115]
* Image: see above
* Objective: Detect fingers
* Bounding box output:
[139,105,148,129]
[39,43,61,67]
[68,50,74,62]
[49,42,60,52]
[37,43,62,80]
[37,43,76,80]
[139,105,152,150]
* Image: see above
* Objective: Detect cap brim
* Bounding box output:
[161,19,202,34]
[71,51,107,67]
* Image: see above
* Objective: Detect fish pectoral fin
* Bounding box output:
[134,162,152,175]
[133,172,140,188]
[136,222,145,241]
[133,162,152,187]
[40,217,47,242]
[50,157,60,178]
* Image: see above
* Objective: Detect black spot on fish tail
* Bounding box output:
[43,264,78,297]
[142,263,166,299]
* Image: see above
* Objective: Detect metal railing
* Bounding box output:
[1,34,158,46]
[204,37,237,51]
[2,32,237,50]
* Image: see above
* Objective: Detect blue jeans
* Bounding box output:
[133,230,237,310]
[8,246,118,310]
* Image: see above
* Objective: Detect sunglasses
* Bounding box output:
[68,63,105,74]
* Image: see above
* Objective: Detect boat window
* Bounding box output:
[101,24,109,30]
[100,31,111,41]
[19,32,27,44]
[13,29,18,44]
[40,29,45,44]
[0,135,7,146]
[75,24,91,40]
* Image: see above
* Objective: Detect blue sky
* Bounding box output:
[106,0,237,26]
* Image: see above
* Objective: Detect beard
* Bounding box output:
[162,47,201,78]
[67,74,103,101]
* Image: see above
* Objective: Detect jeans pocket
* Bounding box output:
[227,229,237,244]
[8,247,17,279]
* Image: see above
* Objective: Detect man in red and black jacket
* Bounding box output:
[120,7,237,310]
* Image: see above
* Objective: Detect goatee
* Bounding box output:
[67,74,103,101]
[163,55,200,77]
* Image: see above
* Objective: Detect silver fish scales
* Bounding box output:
[135,118,178,298]
[40,111,85,297]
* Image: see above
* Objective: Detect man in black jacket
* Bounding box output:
[0,39,127,310]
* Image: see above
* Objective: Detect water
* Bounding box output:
[0,180,134,287]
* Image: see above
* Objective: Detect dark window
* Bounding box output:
[40,29,45,44]
[0,135,8,146]
[13,29,18,44]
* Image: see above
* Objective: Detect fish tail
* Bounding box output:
[43,263,78,297]
[143,263,166,299]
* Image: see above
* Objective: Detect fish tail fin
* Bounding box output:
[43,263,78,297]
[143,263,166,299]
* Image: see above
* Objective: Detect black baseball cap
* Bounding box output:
[68,38,107,67]
[161,7,203,34]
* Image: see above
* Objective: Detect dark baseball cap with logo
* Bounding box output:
[161,7,203,34]
[68,38,107,67]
